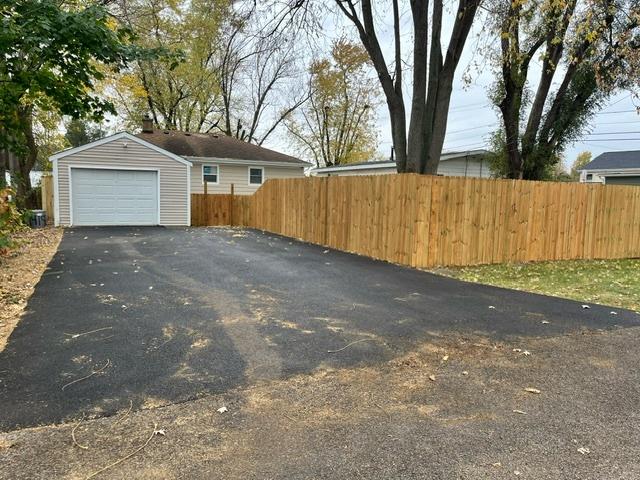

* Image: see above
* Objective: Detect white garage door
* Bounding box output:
[71,168,158,226]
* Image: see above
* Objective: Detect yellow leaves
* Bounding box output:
[116,74,145,97]
[105,16,118,32]
[331,39,370,71]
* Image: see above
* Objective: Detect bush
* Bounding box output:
[0,187,27,253]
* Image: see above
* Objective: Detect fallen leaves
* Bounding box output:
[0,227,62,352]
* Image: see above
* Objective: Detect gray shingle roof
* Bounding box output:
[136,130,309,165]
[582,151,640,170]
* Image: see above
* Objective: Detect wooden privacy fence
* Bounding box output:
[41,174,54,223]
[247,174,640,268]
[191,193,252,226]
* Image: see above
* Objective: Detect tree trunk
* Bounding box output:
[406,0,429,173]
[0,149,8,189]
[12,106,38,208]
[423,0,480,174]
[425,79,454,173]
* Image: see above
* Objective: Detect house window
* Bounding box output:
[203,165,219,184]
[586,174,593,181]
[248,167,264,185]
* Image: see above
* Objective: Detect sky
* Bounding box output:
[266,2,640,171]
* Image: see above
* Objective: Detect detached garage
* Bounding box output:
[52,132,191,226]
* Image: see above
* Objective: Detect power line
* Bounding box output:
[449,102,492,113]
[595,120,640,125]
[580,138,640,141]
[595,109,639,115]
[446,123,496,135]
[587,131,640,135]
[443,140,487,149]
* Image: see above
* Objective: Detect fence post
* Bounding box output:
[229,183,234,226]
[323,177,329,246]
[204,180,208,195]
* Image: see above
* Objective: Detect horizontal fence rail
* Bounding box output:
[247,174,640,268]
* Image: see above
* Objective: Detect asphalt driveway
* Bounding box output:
[1,227,638,432]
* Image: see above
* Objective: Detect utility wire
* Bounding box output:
[580,138,640,141]
[586,131,640,135]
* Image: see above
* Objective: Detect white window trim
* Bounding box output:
[248,166,265,186]
[202,164,220,185]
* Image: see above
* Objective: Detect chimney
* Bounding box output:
[142,114,153,133]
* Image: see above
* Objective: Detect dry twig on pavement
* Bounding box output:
[85,423,158,479]
[71,415,89,450]
[327,338,373,353]
[62,359,111,391]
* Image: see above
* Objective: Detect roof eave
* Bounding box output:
[185,156,308,168]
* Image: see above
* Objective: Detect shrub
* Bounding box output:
[0,187,27,253]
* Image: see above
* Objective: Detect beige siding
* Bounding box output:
[56,137,189,226]
[190,162,305,195]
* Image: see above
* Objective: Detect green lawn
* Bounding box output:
[439,259,640,312]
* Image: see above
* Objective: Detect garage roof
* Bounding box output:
[137,130,309,165]
[50,132,192,166]
[581,151,640,170]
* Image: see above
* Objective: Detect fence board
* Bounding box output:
[191,175,640,268]
[246,174,640,268]
[41,174,54,224]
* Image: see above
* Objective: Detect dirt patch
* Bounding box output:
[1,328,640,479]
[0,227,62,352]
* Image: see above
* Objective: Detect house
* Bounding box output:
[50,120,308,227]
[310,149,491,177]
[579,151,640,185]
[4,170,43,187]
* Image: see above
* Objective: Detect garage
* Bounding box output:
[71,168,158,226]
[52,132,192,227]
[604,176,640,186]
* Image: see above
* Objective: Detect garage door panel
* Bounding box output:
[605,176,640,186]
[71,168,158,226]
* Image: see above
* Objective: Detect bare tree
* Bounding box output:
[215,12,308,144]
[279,0,482,173]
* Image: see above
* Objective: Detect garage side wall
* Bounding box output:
[56,138,189,226]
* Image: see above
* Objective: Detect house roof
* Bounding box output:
[581,151,640,170]
[310,149,488,174]
[136,130,308,165]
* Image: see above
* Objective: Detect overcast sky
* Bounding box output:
[268,2,640,170]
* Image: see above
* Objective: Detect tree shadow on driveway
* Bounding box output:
[0,226,638,432]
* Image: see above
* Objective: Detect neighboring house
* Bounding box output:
[310,149,491,177]
[4,170,43,187]
[50,120,308,227]
[579,151,640,185]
